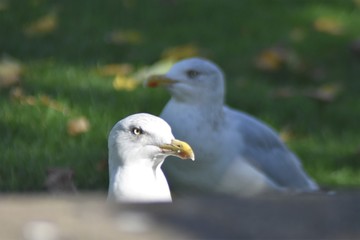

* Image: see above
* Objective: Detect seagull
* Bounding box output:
[146,58,318,196]
[107,113,195,203]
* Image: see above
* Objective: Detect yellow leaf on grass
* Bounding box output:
[97,64,134,77]
[39,94,68,113]
[255,48,285,71]
[107,30,144,45]
[255,46,303,72]
[67,117,90,136]
[11,91,70,114]
[24,12,57,36]
[303,84,342,103]
[161,44,200,60]
[15,92,64,111]
[279,126,295,143]
[0,56,23,88]
[113,75,138,91]
[314,17,344,35]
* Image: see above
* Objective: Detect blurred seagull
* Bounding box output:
[107,113,195,203]
[146,58,318,196]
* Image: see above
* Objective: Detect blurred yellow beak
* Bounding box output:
[160,139,195,161]
[146,75,178,88]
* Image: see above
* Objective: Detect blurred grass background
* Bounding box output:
[1,0,360,191]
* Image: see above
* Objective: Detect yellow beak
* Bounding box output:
[146,74,178,88]
[160,139,195,161]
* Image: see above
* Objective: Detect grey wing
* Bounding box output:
[226,107,318,190]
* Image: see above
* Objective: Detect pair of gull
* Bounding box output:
[108,58,318,203]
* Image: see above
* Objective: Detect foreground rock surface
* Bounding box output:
[1,191,359,239]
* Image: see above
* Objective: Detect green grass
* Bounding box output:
[1,0,360,191]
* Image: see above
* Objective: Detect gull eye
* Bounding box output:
[131,127,143,135]
[187,70,199,79]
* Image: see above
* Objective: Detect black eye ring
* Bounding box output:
[131,127,143,135]
[187,70,199,78]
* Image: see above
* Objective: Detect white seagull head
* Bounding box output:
[109,113,195,168]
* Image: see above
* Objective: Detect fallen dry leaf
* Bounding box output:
[39,94,68,113]
[0,56,23,88]
[112,75,138,91]
[106,30,144,45]
[97,63,134,77]
[313,17,344,35]
[11,91,70,114]
[45,167,77,194]
[303,84,342,103]
[67,117,90,136]
[279,126,295,143]
[255,46,303,72]
[161,44,200,60]
[24,12,57,36]
[255,48,286,72]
